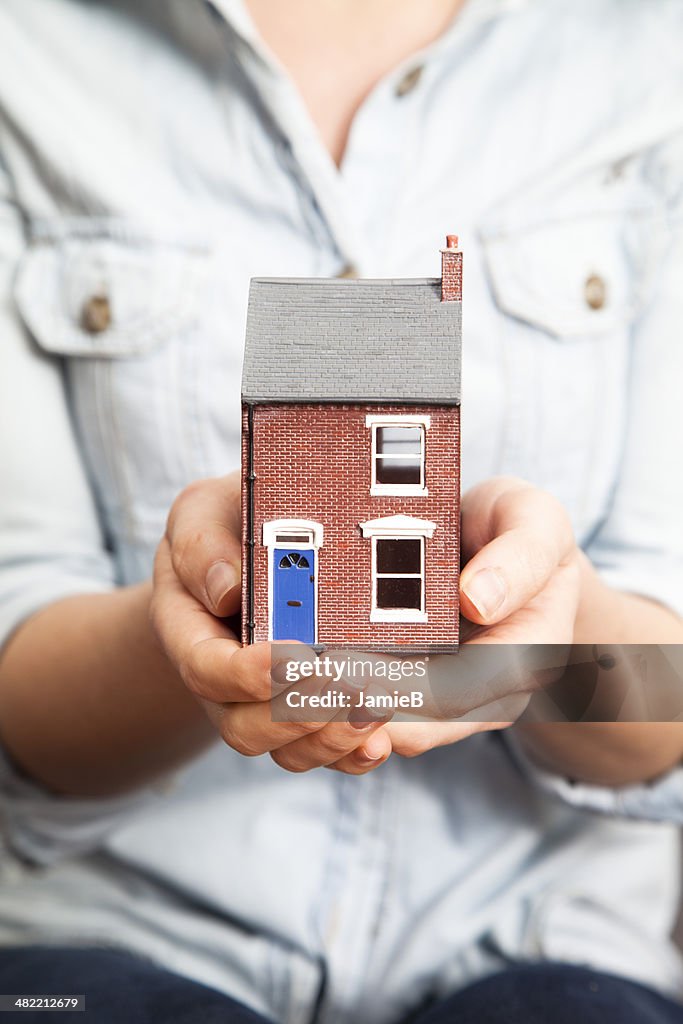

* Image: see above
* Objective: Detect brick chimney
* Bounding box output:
[441,234,462,302]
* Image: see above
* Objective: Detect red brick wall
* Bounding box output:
[242,403,460,651]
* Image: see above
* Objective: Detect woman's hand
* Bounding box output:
[151,473,580,776]
[150,472,392,775]
[458,476,580,642]
[148,472,683,787]
[331,477,582,770]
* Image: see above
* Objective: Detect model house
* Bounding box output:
[241,237,462,653]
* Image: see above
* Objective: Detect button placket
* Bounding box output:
[336,66,429,273]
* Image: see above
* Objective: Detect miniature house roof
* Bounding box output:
[242,278,461,405]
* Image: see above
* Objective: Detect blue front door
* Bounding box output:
[273,549,315,643]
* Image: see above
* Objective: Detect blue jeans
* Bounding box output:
[0,949,682,1023]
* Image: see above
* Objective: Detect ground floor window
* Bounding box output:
[375,537,423,611]
[359,515,435,624]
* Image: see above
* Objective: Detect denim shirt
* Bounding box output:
[1,1,683,1022]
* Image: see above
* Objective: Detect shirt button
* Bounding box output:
[395,65,424,98]
[81,294,112,334]
[584,274,607,311]
[337,263,359,279]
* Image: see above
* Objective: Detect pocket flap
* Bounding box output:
[15,233,209,358]
[480,210,666,338]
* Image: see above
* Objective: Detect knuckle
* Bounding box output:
[166,478,219,554]
[537,492,575,558]
[399,738,428,759]
[521,544,554,590]
[170,527,205,583]
[324,728,363,758]
[179,651,206,699]
[166,482,199,540]
[220,717,263,758]
[492,474,530,494]
[490,476,532,513]
[286,718,324,737]
[228,661,268,703]
[169,479,208,518]
[332,760,364,776]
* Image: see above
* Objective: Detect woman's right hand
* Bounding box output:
[150,472,392,774]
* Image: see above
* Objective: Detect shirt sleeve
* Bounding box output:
[506,136,683,825]
[0,157,152,863]
[0,745,170,866]
[0,163,117,649]
[583,132,683,618]
[505,729,683,824]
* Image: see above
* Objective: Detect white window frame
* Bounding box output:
[366,414,430,497]
[359,515,436,623]
[263,519,324,643]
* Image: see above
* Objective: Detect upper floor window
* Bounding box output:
[366,415,430,496]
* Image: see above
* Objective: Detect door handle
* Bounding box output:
[287,600,302,607]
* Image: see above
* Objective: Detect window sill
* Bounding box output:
[370,609,428,624]
[370,485,428,498]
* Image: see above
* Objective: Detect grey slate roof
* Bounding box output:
[242,278,461,404]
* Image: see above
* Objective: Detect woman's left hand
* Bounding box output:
[330,477,582,771]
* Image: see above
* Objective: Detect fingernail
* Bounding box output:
[206,561,239,611]
[464,568,507,619]
[349,708,392,729]
[359,733,387,762]
[349,718,376,731]
[358,750,384,764]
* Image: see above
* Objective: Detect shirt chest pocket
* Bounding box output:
[14,228,219,560]
[477,207,666,539]
[481,209,664,337]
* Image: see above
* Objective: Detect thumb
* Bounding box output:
[460,482,574,625]
[165,472,242,617]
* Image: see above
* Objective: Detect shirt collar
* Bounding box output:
[201,0,534,263]
[204,0,260,49]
